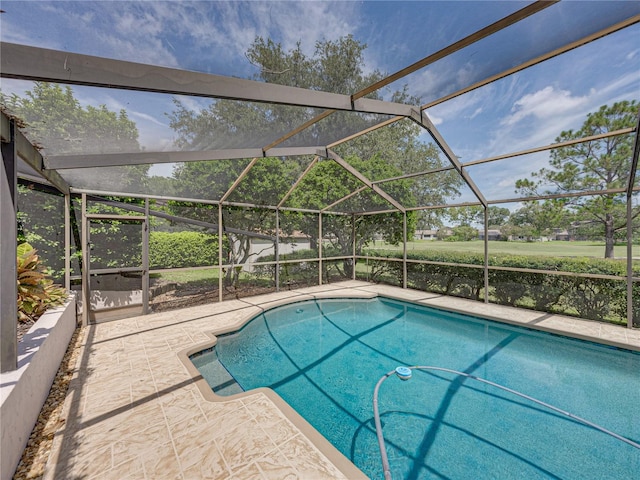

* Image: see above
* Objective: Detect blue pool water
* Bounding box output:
[191,297,640,479]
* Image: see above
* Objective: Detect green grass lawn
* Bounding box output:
[151,267,220,285]
[369,240,637,259]
[151,267,267,285]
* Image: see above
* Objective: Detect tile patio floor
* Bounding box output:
[43,281,640,479]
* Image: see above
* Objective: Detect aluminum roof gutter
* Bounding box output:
[45,146,324,170]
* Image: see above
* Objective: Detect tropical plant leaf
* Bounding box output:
[16,242,67,323]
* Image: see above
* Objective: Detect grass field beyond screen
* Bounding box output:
[369,240,635,259]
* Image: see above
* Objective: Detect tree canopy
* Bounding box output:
[1,82,148,190]
[1,82,141,155]
[167,35,462,281]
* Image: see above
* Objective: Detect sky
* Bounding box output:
[1,0,639,204]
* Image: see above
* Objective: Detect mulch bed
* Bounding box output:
[150,284,279,312]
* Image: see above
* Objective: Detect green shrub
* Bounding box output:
[149,231,218,269]
[362,248,637,325]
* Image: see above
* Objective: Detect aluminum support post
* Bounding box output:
[484,206,489,303]
[1,120,17,372]
[352,214,357,281]
[319,212,323,286]
[276,209,280,291]
[64,194,71,292]
[81,193,90,326]
[218,204,224,303]
[142,198,150,315]
[627,198,634,328]
[625,111,639,328]
[403,212,408,289]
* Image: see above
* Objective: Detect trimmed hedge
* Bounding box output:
[359,249,639,326]
[149,231,218,269]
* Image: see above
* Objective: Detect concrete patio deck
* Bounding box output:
[43,281,640,479]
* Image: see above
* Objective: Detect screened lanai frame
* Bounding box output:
[1,0,640,372]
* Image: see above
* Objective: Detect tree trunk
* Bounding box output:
[604,213,615,259]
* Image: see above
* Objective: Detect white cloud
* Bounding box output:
[426,112,443,126]
[501,86,588,127]
[129,111,167,128]
[594,71,639,100]
[87,1,362,75]
[172,95,211,114]
[497,178,514,188]
[469,107,482,120]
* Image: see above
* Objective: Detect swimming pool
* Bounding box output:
[191,297,640,479]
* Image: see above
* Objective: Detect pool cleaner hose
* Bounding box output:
[373,365,640,480]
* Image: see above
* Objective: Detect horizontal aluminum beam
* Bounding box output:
[488,188,629,205]
[90,266,144,275]
[357,208,400,216]
[462,128,636,168]
[87,195,276,240]
[46,146,324,169]
[86,213,145,221]
[1,42,414,117]
[406,201,483,212]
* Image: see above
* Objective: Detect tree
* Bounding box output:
[487,206,511,227]
[2,82,148,188]
[168,36,389,151]
[448,225,478,242]
[287,154,417,277]
[516,101,639,257]
[2,82,141,155]
[289,155,417,245]
[335,115,462,220]
[167,35,461,281]
[504,202,566,241]
[445,205,511,228]
[446,206,483,226]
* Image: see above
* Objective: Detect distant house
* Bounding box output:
[550,229,572,241]
[239,231,312,272]
[478,229,502,241]
[414,229,438,240]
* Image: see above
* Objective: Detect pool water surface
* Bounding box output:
[191,297,640,479]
